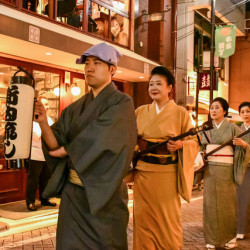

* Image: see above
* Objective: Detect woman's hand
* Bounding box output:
[167,140,183,152]
[233,137,247,149]
[49,146,68,158]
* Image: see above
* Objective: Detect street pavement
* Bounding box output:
[0,189,250,249]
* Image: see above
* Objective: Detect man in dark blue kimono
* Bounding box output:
[34,43,137,249]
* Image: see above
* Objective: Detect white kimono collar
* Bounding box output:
[214,119,225,129]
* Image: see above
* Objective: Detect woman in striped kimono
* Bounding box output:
[201,97,249,249]
[235,102,250,240]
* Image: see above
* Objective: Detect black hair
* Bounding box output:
[150,66,175,88]
[211,97,229,117]
[238,102,250,113]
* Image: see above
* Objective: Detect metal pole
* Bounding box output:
[210,0,216,105]
[195,30,203,126]
[171,0,177,100]
[195,70,200,126]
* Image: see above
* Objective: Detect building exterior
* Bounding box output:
[176,0,246,124]
[0,0,159,203]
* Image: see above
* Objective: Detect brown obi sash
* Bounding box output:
[137,137,178,165]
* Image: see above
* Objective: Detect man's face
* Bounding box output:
[84,56,116,89]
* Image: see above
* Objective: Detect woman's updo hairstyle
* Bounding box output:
[211,97,229,117]
[150,66,175,88]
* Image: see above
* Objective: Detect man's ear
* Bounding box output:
[110,65,117,76]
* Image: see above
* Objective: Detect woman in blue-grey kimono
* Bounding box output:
[201,97,249,249]
[235,102,250,240]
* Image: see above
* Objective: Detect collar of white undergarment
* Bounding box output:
[244,123,250,130]
[214,119,225,129]
[155,101,169,115]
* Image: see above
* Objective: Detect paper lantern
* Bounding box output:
[4,67,35,168]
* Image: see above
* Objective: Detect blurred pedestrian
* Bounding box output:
[26,97,56,211]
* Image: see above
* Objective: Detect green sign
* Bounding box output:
[215,25,236,58]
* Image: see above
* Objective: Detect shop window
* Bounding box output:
[22,0,48,16]
[56,0,84,29]
[111,11,129,47]
[88,1,110,38]
[113,0,129,13]
[1,0,16,6]
[33,70,60,121]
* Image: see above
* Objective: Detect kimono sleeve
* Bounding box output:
[177,109,200,202]
[41,108,71,198]
[233,125,250,185]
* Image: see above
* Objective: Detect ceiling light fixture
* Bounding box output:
[139,76,144,79]
[45,52,52,56]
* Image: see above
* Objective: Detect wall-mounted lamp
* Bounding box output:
[66,83,81,96]
[53,87,60,96]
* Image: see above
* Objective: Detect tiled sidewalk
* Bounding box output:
[1,191,250,249]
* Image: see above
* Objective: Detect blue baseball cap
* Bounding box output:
[76,43,122,66]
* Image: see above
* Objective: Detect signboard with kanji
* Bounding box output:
[215,25,236,58]
[199,72,218,91]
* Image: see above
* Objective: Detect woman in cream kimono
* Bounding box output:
[133,66,199,250]
[235,102,250,240]
[201,98,249,249]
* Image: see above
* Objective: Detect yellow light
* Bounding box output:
[139,76,144,79]
[71,86,81,96]
[54,87,60,96]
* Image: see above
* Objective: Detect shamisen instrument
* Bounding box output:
[132,121,213,168]
[197,128,250,172]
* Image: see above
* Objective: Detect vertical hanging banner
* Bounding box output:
[215,25,236,58]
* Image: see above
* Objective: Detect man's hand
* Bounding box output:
[167,140,183,152]
[49,146,68,158]
[34,99,47,124]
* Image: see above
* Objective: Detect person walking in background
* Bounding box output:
[235,102,250,240]
[133,66,199,250]
[201,97,249,249]
[34,43,137,249]
[26,97,56,211]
